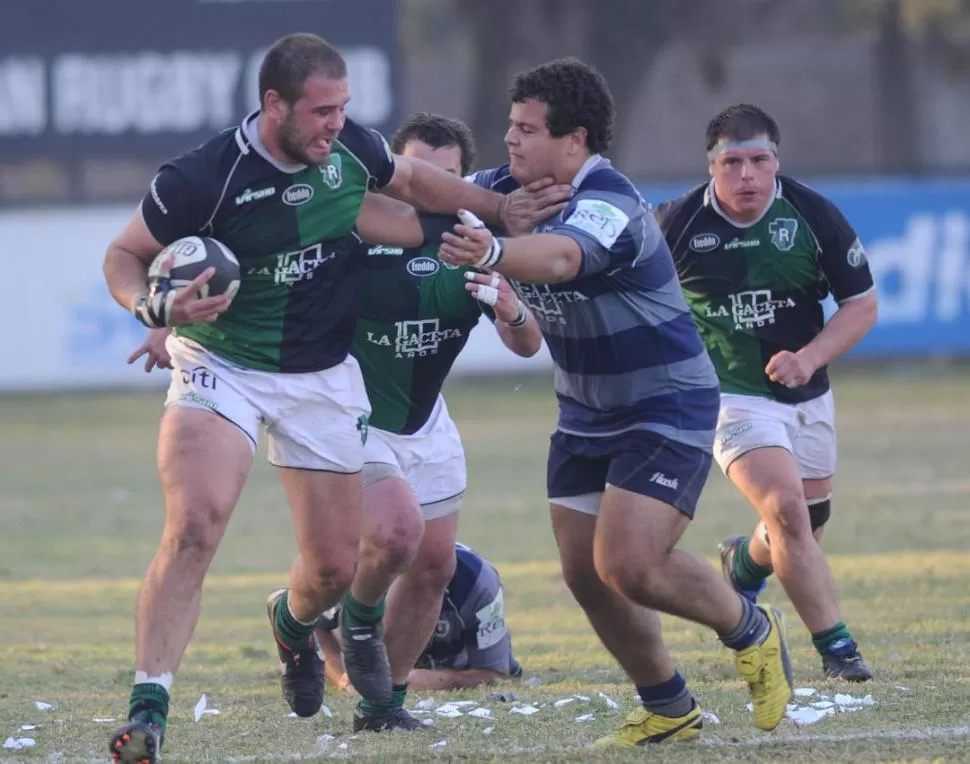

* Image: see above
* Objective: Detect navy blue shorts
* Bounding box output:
[547,429,713,519]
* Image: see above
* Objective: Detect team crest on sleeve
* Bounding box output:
[768,218,799,251]
[846,237,867,268]
[564,199,630,249]
[320,155,342,190]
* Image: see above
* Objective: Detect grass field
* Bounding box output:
[1,365,969,762]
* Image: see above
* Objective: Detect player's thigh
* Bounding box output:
[593,430,713,565]
[400,402,467,521]
[716,393,796,477]
[792,390,837,482]
[160,337,258,538]
[727,445,809,530]
[408,513,460,586]
[360,466,424,558]
[267,354,371,473]
[547,432,611,588]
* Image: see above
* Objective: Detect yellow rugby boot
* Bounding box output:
[592,703,702,749]
[734,604,794,731]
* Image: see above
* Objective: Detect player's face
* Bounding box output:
[401,139,463,175]
[708,134,779,221]
[277,74,350,166]
[505,99,570,184]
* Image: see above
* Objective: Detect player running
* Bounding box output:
[655,103,877,682]
[310,112,541,731]
[439,58,794,748]
[103,33,563,764]
[316,542,523,693]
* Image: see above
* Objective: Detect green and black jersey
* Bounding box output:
[656,176,875,403]
[351,214,489,435]
[141,110,396,373]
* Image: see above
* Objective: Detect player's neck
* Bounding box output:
[256,113,297,167]
[557,152,597,187]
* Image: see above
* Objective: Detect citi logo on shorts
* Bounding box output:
[407,256,439,277]
[649,472,679,490]
[181,365,217,389]
[282,184,314,206]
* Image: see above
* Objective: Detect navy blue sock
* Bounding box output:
[719,596,770,651]
[636,672,695,718]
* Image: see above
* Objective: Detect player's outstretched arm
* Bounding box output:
[385,156,571,234]
[406,667,509,692]
[103,207,167,312]
[356,192,425,248]
[440,213,581,284]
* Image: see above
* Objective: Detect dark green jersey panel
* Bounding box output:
[140,112,396,372]
[351,214,486,434]
[657,176,874,402]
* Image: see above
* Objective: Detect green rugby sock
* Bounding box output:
[732,537,773,590]
[812,621,853,656]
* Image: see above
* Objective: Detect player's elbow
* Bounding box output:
[544,248,581,283]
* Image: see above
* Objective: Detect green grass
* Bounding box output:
[1,365,969,761]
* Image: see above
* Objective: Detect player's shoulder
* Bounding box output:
[654,182,707,230]
[465,164,520,194]
[577,157,641,202]
[161,124,242,186]
[779,175,843,219]
[336,117,395,186]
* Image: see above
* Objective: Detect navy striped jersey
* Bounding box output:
[656,177,875,403]
[321,543,519,674]
[468,158,719,451]
[416,543,519,674]
[141,110,395,373]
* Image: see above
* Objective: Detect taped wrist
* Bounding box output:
[505,299,528,327]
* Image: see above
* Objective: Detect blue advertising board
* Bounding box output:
[638,177,970,357]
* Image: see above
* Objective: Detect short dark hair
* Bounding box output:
[390,113,478,176]
[510,57,614,155]
[258,33,347,106]
[705,104,781,152]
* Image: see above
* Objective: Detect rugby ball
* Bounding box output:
[150,236,241,300]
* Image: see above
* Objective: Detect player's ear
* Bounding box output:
[263,89,286,123]
[569,127,587,156]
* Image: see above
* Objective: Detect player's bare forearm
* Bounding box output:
[497,314,543,358]
[406,667,508,691]
[492,234,582,284]
[103,206,167,311]
[104,245,152,312]
[386,155,505,226]
[356,192,425,248]
[799,291,878,369]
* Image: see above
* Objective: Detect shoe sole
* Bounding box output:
[110,726,157,764]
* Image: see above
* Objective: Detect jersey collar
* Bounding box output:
[570,154,609,190]
[235,110,309,175]
[704,178,781,228]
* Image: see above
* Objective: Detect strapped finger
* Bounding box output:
[473,284,500,307]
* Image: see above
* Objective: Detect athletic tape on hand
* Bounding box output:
[474,284,500,307]
[488,274,500,289]
[458,209,487,229]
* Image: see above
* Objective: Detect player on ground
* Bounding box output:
[306,113,542,731]
[103,33,563,763]
[439,58,795,748]
[655,103,877,682]
[317,542,523,693]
